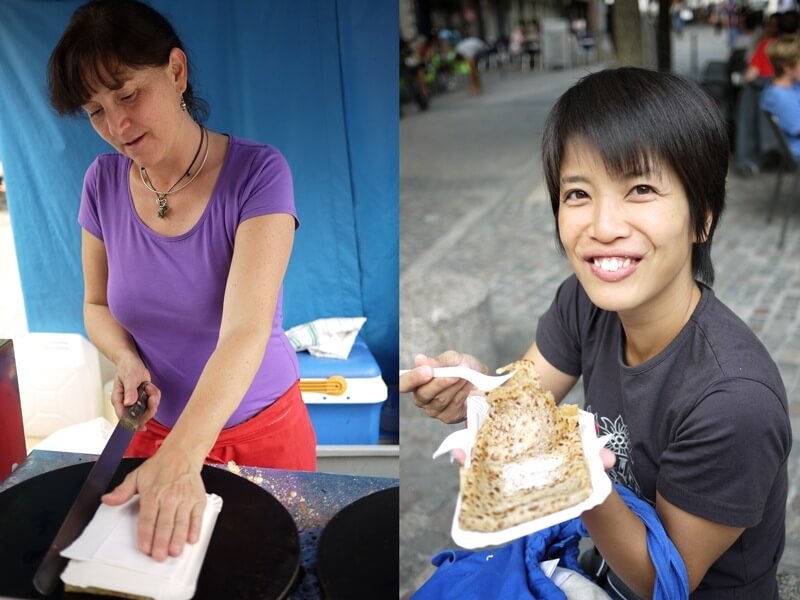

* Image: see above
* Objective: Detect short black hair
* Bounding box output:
[47,0,208,122]
[743,9,761,32]
[779,10,800,34]
[542,67,728,285]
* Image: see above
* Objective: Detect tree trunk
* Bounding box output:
[474,0,486,40]
[415,0,432,38]
[656,0,672,71]
[612,0,644,66]
[586,0,599,45]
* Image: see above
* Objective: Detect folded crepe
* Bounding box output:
[458,359,592,532]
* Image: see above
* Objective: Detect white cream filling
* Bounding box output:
[501,455,563,494]
[593,257,633,272]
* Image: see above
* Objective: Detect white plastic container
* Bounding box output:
[13,333,104,438]
[102,379,119,425]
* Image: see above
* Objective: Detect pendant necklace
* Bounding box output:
[139,126,209,219]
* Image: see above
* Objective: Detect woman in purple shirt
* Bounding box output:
[47,0,316,562]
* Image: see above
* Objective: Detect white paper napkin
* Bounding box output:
[60,493,223,600]
[286,317,366,359]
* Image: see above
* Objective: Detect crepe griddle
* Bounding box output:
[0,458,300,599]
[316,486,398,599]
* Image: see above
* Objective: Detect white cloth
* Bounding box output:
[455,37,488,58]
[559,568,613,599]
[60,494,223,600]
[541,559,612,599]
[285,316,366,359]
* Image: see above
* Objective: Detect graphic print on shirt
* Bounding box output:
[586,406,646,502]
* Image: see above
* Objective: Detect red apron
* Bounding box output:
[125,381,317,471]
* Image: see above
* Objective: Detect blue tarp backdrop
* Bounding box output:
[0,0,399,381]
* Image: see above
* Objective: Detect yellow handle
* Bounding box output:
[299,375,347,396]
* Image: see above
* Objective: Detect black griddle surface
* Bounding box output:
[316,486,398,599]
[0,458,300,599]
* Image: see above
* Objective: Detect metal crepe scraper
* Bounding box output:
[32,383,149,595]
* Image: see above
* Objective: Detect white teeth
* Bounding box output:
[593,257,634,272]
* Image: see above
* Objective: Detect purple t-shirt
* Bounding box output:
[79,136,300,428]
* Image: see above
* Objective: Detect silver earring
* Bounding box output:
[180,94,187,111]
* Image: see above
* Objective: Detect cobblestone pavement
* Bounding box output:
[400,27,800,599]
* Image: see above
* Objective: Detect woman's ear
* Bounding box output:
[167,47,188,90]
[695,211,713,244]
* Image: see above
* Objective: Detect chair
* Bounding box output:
[733,80,779,174]
[762,111,799,248]
[700,60,730,116]
[728,48,748,79]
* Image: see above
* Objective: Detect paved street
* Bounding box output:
[400,25,800,598]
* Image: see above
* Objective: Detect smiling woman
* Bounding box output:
[401,68,791,599]
[555,143,697,323]
[541,68,727,290]
[46,0,316,564]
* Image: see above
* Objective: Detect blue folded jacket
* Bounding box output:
[412,484,689,600]
[616,484,689,600]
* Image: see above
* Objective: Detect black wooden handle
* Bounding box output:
[121,383,149,429]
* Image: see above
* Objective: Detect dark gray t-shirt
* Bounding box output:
[536,275,791,599]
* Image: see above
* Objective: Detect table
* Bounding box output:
[0,450,399,599]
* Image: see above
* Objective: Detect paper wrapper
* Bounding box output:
[432,395,612,549]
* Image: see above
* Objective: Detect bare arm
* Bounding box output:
[741,65,760,83]
[161,212,295,463]
[521,341,579,404]
[582,486,743,599]
[82,229,158,421]
[657,493,743,593]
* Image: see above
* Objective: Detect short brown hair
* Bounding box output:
[766,34,800,77]
[47,0,208,121]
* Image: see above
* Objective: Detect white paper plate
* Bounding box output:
[433,396,612,549]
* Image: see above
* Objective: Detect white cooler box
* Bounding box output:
[13,333,103,439]
[297,337,387,445]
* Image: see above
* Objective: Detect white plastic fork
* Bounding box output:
[398,366,515,392]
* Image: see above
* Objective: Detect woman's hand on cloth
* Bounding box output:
[111,356,160,429]
[400,351,488,424]
[101,446,207,561]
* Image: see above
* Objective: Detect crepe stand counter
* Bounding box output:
[0,449,398,599]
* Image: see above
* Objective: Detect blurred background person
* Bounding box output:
[454,36,488,95]
[761,34,800,158]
